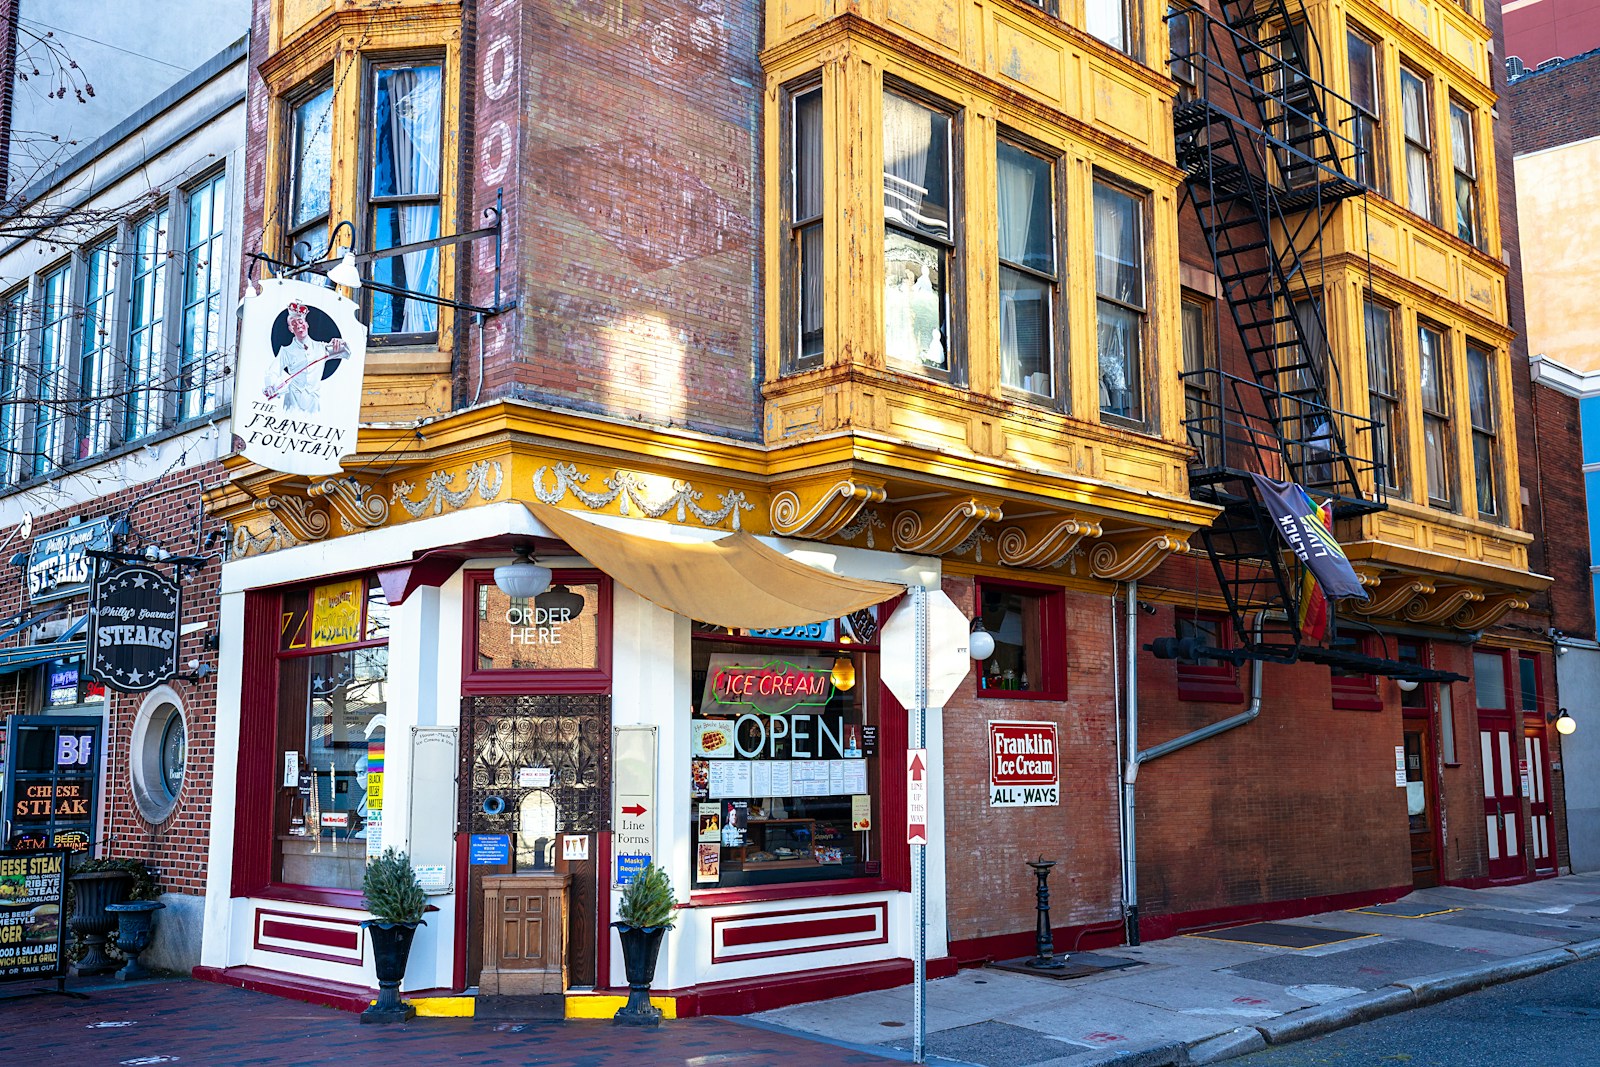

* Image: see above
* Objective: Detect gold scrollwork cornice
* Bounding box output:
[770,480,888,540]
[1454,593,1530,631]
[1352,575,1436,618]
[1405,584,1485,625]
[1090,532,1190,582]
[893,499,1005,556]
[995,516,1104,569]
[309,476,390,532]
[263,493,331,544]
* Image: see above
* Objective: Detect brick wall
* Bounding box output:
[1508,49,1600,156]
[0,462,224,897]
[498,0,765,440]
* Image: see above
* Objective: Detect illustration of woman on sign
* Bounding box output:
[265,301,348,414]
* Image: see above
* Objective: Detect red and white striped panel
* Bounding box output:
[254,909,365,966]
[710,902,888,964]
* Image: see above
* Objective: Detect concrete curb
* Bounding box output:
[1185,1027,1268,1065]
[1253,985,1416,1045]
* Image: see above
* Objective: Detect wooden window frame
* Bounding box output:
[1465,339,1501,522]
[1417,319,1455,511]
[75,232,120,462]
[1181,291,1218,465]
[178,167,228,424]
[1364,296,1406,498]
[1093,176,1151,430]
[1449,99,1481,249]
[996,132,1065,408]
[1173,609,1244,704]
[284,76,335,265]
[782,78,824,376]
[974,577,1068,701]
[125,203,172,443]
[1399,64,1437,226]
[461,569,614,695]
[882,81,965,387]
[1346,25,1385,195]
[32,259,74,479]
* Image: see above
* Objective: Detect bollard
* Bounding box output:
[1025,858,1067,970]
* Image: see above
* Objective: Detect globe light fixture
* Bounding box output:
[1396,678,1420,692]
[494,546,552,600]
[830,654,857,691]
[1552,707,1577,736]
[969,618,996,661]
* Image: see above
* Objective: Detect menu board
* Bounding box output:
[0,850,68,982]
[704,758,869,799]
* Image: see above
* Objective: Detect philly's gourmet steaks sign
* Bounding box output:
[87,562,181,693]
[232,277,368,476]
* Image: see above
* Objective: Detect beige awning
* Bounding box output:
[529,501,901,630]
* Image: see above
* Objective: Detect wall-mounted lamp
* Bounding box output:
[328,249,363,289]
[1551,707,1577,736]
[7,551,27,567]
[494,545,552,600]
[969,617,996,661]
[1396,678,1420,693]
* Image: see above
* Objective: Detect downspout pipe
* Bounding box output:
[1122,610,1275,945]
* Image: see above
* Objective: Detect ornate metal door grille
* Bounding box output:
[461,694,612,835]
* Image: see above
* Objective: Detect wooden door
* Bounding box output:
[1403,726,1439,888]
[1480,714,1523,879]
[1524,725,1554,874]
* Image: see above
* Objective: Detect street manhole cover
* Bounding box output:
[1516,1005,1600,1019]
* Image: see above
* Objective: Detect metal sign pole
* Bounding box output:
[912,584,928,1065]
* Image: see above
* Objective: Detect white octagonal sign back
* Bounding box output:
[879,589,973,709]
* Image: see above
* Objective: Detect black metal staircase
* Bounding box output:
[1169,0,1387,656]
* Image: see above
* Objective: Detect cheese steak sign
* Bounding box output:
[87,562,181,693]
[989,720,1060,807]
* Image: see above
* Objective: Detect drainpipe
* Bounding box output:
[1122,610,1274,945]
[1121,582,1140,944]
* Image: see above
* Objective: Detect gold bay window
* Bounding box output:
[1094,180,1147,425]
[883,88,957,378]
[996,139,1060,402]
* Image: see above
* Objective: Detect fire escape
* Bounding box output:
[1167,0,1409,671]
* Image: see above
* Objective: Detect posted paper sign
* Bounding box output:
[234,277,368,476]
[989,721,1060,807]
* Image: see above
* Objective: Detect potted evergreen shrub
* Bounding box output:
[612,864,677,1026]
[360,848,427,1024]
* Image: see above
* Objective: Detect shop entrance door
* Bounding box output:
[1524,724,1554,874]
[1480,713,1523,880]
[1402,725,1439,889]
[460,694,611,991]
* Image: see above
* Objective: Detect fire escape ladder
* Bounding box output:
[1170,6,1386,654]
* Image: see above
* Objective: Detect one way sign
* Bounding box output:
[907,749,929,845]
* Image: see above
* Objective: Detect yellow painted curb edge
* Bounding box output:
[410,996,476,1018]
[565,994,678,1020]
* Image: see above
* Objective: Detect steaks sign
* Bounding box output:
[87,561,181,693]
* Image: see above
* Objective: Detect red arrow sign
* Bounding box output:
[621,804,647,817]
[908,752,926,781]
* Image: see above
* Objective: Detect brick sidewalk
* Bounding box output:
[0,978,896,1066]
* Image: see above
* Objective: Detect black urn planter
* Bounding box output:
[612,923,667,1026]
[69,870,135,976]
[361,919,423,1024]
[106,900,166,980]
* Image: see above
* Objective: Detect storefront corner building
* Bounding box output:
[180,0,1586,1015]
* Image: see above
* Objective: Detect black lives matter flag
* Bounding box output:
[1249,473,1368,601]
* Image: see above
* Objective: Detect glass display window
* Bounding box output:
[273,575,389,891]
[688,612,883,891]
[974,579,1067,699]
[464,570,611,693]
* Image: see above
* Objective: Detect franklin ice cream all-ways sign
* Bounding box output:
[232,277,368,476]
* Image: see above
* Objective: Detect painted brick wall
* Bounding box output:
[940,578,1124,949]
[495,0,765,440]
[0,462,224,897]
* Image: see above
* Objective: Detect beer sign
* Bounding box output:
[87,561,181,694]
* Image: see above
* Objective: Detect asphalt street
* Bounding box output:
[1234,953,1600,1067]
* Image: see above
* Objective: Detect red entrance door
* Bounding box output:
[1524,724,1554,874]
[1479,713,1523,879]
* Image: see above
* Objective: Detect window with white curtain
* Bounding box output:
[790,85,824,370]
[1418,321,1454,509]
[126,206,170,442]
[366,62,442,339]
[180,170,227,421]
[77,236,119,460]
[33,263,72,478]
[1094,181,1145,425]
[1400,66,1435,224]
[883,89,955,376]
[1450,101,1480,248]
[288,83,334,264]
[1466,340,1499,520]
[1087,0,1133,55]
[1364,298,1405,497]
[996,139,1057,400]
